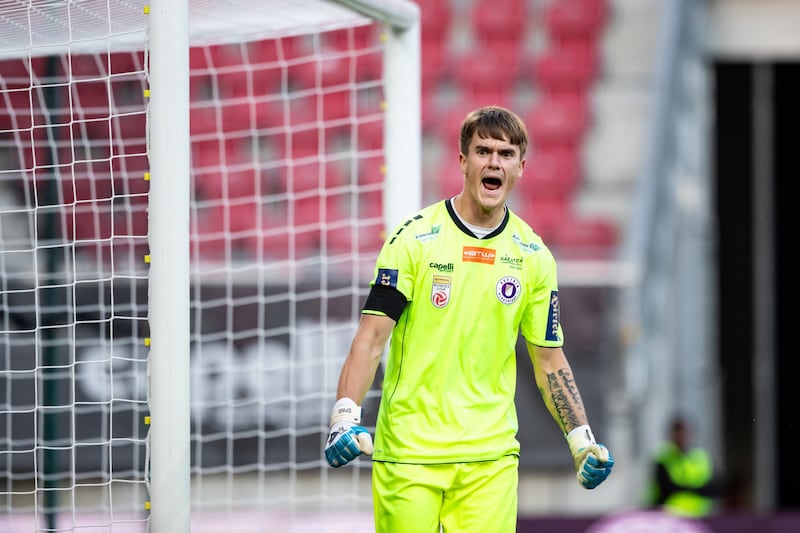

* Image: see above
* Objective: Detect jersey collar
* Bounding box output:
[444,199,510,239]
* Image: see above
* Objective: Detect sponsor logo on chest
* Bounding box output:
[462,246,496,265]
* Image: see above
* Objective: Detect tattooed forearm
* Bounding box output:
[544,369,584,431]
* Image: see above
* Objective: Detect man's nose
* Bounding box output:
[488,152,501,168]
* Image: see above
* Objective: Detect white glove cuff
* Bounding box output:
[566,425,596,456]
[330,397,362,426]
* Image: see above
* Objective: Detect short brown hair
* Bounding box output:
[459,105,528,158]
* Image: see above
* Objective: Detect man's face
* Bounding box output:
[458,132,525,214]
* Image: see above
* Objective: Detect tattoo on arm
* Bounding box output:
[544,369,583,430]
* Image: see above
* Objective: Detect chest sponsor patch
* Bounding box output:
[431,275,451,308]
[496,276,521,305]
[375,268,398,289]
[462,246,496,265]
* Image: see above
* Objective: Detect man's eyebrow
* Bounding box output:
[474,141,518,153]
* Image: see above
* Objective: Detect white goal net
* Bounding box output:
[0,1,420,532]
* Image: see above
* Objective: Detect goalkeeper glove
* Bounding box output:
[566,425,614,489]
[324,397,374,468]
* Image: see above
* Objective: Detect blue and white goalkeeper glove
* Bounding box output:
[566,425,614,489]
[324,397,374,468]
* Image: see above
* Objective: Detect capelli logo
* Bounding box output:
[462,246,496,265]
[429,262,454,272]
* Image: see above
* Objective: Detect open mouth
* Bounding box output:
[482,177,502,191]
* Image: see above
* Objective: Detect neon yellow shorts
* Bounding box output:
[371,455,518,533]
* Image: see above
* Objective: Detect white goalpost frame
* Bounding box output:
[0,1,420,529]
[147,1,191,532]
[145,1,421,531]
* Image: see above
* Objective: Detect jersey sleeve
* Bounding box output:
[520,247,565,347]
[366,217,420,304]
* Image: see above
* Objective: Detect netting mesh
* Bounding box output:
[1,3,388,530]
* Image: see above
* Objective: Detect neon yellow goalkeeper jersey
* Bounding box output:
[366,199,564,463]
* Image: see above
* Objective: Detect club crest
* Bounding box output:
[496,276,521,305]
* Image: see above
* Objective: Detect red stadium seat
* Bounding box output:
[356,118,384,151]
[71,79,110,118]
[67,54,107,78]
[453,40,524,91]
[357,155,386,187]
[517,147,581,204]
[551,215,618,257]
[528,93,590,148]
[416,0,452,42]
[518,198,568,244]
[246,35,306,65]
[533,41,599,95]
[108,51,145,75]
[546,0,608,45]
[421,37,450,94]
[470,0,528,44]
[0,57,47,89]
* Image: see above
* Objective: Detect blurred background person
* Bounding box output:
[646,416,720,518]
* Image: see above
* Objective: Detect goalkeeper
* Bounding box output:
[325,105,614,532]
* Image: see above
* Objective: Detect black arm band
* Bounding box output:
[363,284,407,322]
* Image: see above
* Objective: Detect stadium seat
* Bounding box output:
[356,118,384,151]
[421,36,449,94]
[416,0,452,42]
[219,101,254,134]
[357,155,386,187]
[517,198,568,244]
[0,57,47,88]
[113,195,148,238]
[71,80,110,118]
[546,0,608,45]
[67,54,107,78]
[324,187,385,254]
[469,0,528,44]
[551,215,618,257]
[207,42,247,70]
[322,24,379,51]
[533,41,599,95]
[452,39,524,91]
[63,199,113,242]
[193,139,262,201]
[354,48,383,83]
[246,35,305,65]
[108,51,145,75]
[517,147,581,204]
[527,93,590,148]
[190,204,230,260]
[320,88,351,122]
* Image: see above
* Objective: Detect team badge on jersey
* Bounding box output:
[496,276,521,305]
[431,275,451,308]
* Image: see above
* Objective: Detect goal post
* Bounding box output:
[0,0,420,531]
[148,2,191,532]
[148,2,420,531]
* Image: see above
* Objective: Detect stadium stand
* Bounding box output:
[0,0,621,263]
[415,0,619,257]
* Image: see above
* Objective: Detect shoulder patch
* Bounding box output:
[375,268,398,289]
